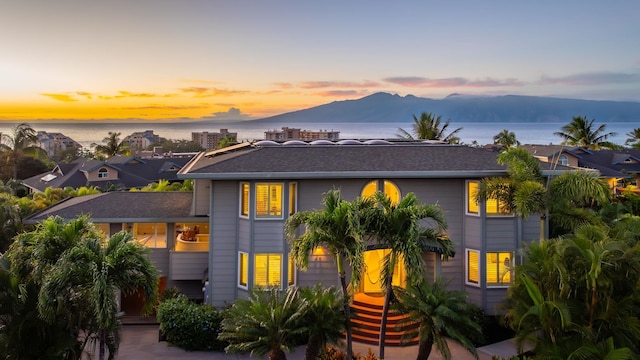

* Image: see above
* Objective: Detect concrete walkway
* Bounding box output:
[94,324,521,360]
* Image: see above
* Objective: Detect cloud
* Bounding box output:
[273,82,294,89]
[76,91,94,99]
[537,72,640,86]
[313,90,366,97]
[116,91,160,98]
[180,87,249,97]
[200,107,253,121]
[300,80,380,89]
[383,76,523,88]
[41,93,78,102]
[120,105,209,110]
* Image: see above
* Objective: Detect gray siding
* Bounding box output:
[148,249,170,279]
[170,251,209,280]
[485,288,509,315]
[486,218,517,249]
[253,221,285,253]
[193,179,210,216]
[521,216,541,244]
[464,216,482,249]
[296,254,340,288]
[465,285,483,308]
[238,219,251,250]
[209,181,239,307]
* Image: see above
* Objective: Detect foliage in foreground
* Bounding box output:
[157,294,227,351]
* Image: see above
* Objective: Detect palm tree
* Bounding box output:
[554,115,617,149]
[38,230,159,360]
[92,132,130,159]
[492,129,520,148]
[299,285,347,360]
[393,278,483,360]
[625,128,640,149]
[286,189,375,360]
[220,286,307,360]
[368,192,448,359]
[397,112,462,144]
[0,123,47,179]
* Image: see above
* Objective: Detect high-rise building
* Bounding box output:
[264,127,340,141]
[191,129,238,150]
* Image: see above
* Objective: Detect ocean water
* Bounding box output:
[0,121,636,149]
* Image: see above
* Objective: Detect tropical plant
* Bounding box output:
[286,189,376,359]
[393,278,483,360]
[397,112,462,144]
[554,115,617,149]
[0,123,48,179]
[220,286,308,360]
[476,147,610,241]
[38,230,159,360]
[92,132,130,159]
[366,192,449,359]
[624,128,640,149]
[299,284,348,360]
[493,129,520,148]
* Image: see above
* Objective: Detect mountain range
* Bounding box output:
[240,92,640,125]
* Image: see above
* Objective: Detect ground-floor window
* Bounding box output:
[255,253,282,287]
[466,249,513,287]
[238,252,248,289]
[466,249,480,286]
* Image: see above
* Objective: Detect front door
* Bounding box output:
[361,249,406,294]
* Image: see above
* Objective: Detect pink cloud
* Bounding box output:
[384,76,523,88]
[179,87,249,97]
[313,90,365,97]
[300,80,380,89]
[538,72,640,86]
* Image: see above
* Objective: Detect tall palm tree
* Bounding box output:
[492,129,520,148]
[393,278,483,360]
[38,230,159,360]
[0,123,47,179]
[554,115,617,149]
[92,132,130,159]
[368,192,448,359]
[397,112,462,144]
[220,286,308,360]
[624,128,640,149]
[286,189,375,360]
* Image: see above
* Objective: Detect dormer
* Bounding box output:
[82,164,119,181]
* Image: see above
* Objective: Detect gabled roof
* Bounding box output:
[575,149,640,177]
[24,191,197,224]
[520,144,587,159]
[179,142,567,180]
[22,156,194,192]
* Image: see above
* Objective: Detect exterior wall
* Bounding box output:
[169,251,208,280]
[209,181,240,307]
[86,167,119,181]
[192,179,210,216]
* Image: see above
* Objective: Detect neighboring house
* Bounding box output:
[177,140,568,315]
[191,129,238,151]
[123,130,160,152]
[23,191,209,312]
[22,155,192,193]
[36,131,82,157]
[264,127,340,141]
[521,144,640,190]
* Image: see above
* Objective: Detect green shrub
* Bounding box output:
[157,295,226,351]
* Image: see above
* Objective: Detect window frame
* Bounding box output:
[465,249,481,287]
[255,183,284,219]
[238,251,249,290]
[361,179,401,205]
[288,182,297,216]
[558,154,569,166]
[287,254,296,286]
[466,180,512,217]
[486,251,514,288]
[254,253,282,287]
[239,182,249,218]
[97,167,109,179]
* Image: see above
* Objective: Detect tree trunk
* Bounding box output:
[378,278,393,360]
[339,272,353,360]
[99,329,106,360]
[416,334,433,360]
[539,214,547,242]
[305,336,321,360]
[269,348,287,360]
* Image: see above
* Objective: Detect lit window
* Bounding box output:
[486,252,513,286]
[256,183,283,218]
[98,167,109,178]
[240,183,249,217]
[255,254,282,287]
[558,154,569,166]
[467,181,511,216]
[362,180,400,205]
[238,252,248,289]
[288,254,296,286]
[132,223,167,248]
[466,249,480,285]
[289,183,297,216]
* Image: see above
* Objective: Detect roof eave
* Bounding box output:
[178,170,512,180]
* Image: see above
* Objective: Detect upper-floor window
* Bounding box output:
[558,154,569,166]
[467,181,511,216]
[289,183,297,216]
[362,180,400,205]
[256,183,283,218]
[98,167,109,178]
[240,183,249,217]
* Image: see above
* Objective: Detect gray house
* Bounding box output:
[178,140,566,317]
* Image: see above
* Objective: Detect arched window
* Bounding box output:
[361,180,400,205]
[558,154,569,166]
[97,167,109,178]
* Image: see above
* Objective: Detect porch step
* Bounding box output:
[349,295,419,347]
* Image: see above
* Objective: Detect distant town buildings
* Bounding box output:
[264,127,340,141]
[123,130,160,152]
[191,129,237,151]
[36,131,82,157]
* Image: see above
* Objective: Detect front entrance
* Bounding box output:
[361,249,406,295]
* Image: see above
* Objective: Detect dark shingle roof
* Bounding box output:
[576,149,640,177]
[180,143,563,179]
[24,191,196,223]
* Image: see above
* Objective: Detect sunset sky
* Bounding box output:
[1,1,639,122]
